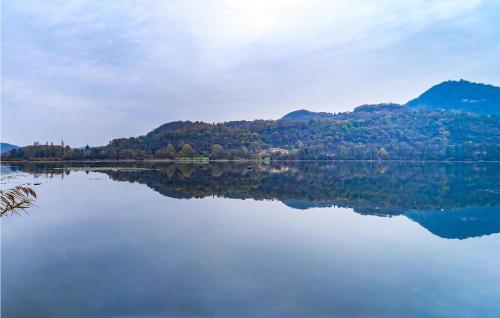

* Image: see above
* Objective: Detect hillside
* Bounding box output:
[406,80,500,115]
[5,106,498,161]
[0,142,19,154]
[109,105,499,160]
[3,80,500,161]
[281,109,335,122]
[282,104,403,121]
[281,80,500,121]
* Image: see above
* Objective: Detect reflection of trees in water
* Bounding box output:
[6,162,500,238]
[104,162,499,215]
[8,162,500,212]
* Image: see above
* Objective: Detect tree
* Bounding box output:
[166,144,176,159]
[177,144,195,158]
[210,144,224,159]
[155,144,176,159]
[239,145,248,157]
[17,148,27,159]
[377,147,388,159]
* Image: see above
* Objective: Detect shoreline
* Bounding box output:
[2,159,500,164]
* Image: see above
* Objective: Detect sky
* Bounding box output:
[2,0,500,146]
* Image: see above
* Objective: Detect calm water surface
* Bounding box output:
[1,162,499,318]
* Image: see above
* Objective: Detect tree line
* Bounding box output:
[3,106,500,161]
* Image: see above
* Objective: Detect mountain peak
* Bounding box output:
[406,80,500,115]
[281,79,499,122]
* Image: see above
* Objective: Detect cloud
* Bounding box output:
[2,0,499,146]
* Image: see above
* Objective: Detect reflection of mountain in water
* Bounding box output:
[283,199,500,239]
[405,206,500,239]
[6,162,500,239]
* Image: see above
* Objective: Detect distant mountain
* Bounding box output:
[0,142,19,154]
[282,80,500,121]
[406,80,500,115]
[280,109,335,122]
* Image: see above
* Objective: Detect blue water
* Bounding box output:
[1,162,499,318]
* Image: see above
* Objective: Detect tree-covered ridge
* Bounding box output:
[3,79,499,161]
[280,109,336,121]
[281,103,404,121]
[87,107,500,160]
[0,142,19,154]
[406,79,500,115]
[3,106,499,161]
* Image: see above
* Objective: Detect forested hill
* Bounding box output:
[281,109,336,122]
[3,79,500,161]
[281,103,403,121]
[280,80,500,122]
[97,101,498,161]
[0,142,19,154]
[5,105,499,161]
[406,80,500,115]
[281,80,500,122]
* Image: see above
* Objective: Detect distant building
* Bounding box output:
[270,148,289,155]
[271,166,289,174]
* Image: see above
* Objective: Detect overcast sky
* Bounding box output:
[2,0,500,146]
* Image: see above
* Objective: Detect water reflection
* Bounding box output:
[7,162,500,239]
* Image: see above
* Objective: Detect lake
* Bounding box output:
[1,162,499,318]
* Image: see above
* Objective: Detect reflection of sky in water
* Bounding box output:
[2,170,500,318]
